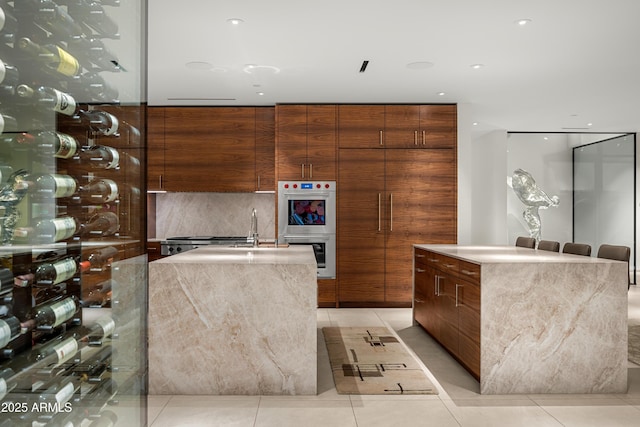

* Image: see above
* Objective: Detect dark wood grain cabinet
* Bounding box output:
[337,148,457,305]
[276,105,337,181]
[338,104,456,149]
[147,106,275,192]
[414,248,480,379]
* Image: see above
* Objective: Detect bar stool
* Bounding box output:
[515,236,536,249]
[597,244,631,289]
[562,242,592,256]
[537,240,560,252]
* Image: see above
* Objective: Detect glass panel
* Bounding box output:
[573,134,636,282]
[0,1,147,425]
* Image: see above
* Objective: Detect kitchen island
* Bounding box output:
[414,244,628,394]
[148,245,318,395]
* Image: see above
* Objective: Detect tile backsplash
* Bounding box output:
[154,192,276,239]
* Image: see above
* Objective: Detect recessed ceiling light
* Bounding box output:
[515,19,532,26]
[587,122,593,127]
[472,122,479,126]
[256,92,264,96]
[185,61,213,70]
[470,64,485,69]
[437,92,445,96]
[406,61,435,70]
[227,18,244,25]
[243,64,280,74]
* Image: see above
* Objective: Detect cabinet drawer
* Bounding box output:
[414,248,429,266]
[458,259,481,283]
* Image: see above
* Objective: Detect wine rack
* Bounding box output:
[0,1,147,426]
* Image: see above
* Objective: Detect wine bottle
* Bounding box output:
[16,37,81,77]
[15,131,80,159]
[38,375,80,407]
[82,278,115,307]
[16,84,80,116]
[66,0,119,38]
[80,211,119,237]
[88,409,118,427]
[0,58,19,100]
[0,368,16,401]
[0,315,21,348]
[79,179,119,203]
[0,113,17,135]
[83,246,118,272]
[34,256,82,286]
[78,145,120,169]
[14,216,80,242]
[16,0,84,43]
[74,345,112,382]
[78,110,120,136]
[29,173,78,199]
[66,35,122,72]
[24,295,81,332]
[0,2,17,45]
[79,315,115,347]
[68,71,119,102]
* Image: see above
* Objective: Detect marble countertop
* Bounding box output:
[414,244,624,264]
[150,244,317,265]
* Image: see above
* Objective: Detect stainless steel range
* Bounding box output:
[160,236,254,255]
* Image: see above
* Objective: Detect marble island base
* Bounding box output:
[148,246,318,395]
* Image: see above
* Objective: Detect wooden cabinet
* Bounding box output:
[337,149,386,303]
[146,107,275,192]
[255,107,276,191]
[147,106,166,191]
[276,105,336,180]
[337,105,385,148]
[414,248,480,379]
[318,278,337,308]
[337,149,457,305]
[163,107,256,192]
[338,104,456,149]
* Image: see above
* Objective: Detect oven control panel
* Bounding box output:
[279,181,335,191]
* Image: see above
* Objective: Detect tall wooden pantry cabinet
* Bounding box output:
[337,105,457,306]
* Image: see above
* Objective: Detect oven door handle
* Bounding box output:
[281,192,332,198]
[282,235,330,242]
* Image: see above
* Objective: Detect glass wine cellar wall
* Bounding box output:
[0,0,148,426]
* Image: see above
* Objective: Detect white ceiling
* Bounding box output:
[147,0,640,134]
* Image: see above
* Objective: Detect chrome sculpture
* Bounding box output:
[510,168,559,241]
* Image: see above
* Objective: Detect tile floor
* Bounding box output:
[146,286,640,427]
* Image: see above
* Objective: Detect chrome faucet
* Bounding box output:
[250,208,259,247]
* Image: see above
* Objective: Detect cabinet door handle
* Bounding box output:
[461,269,478,276]
[422,130,426,145]
[434,275,440,296]
[377,193,381,232]
[414,298,424,304]
[415,253,426,258]
[416,267,425,273]
[159,175,163,189]
[443,263,456,269]
[389,193,393,231]
[428,258,439,263]
[257,175,261,190]
[455,284,462,307]
[379,130,383,146]
[414,130,418,145]
[309,163,313,178]
[301,164,305,178]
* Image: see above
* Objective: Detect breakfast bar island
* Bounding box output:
[414,244,629,395]
[148,245,318,395]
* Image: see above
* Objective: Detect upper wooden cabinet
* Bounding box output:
[147,107,166,191]
[338,104,456,149]
[255,107,276,191]
[276,104,337,180]
[337,105,385,148]
[146,106,275,192]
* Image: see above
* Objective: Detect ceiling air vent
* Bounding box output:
[359,60,369,73]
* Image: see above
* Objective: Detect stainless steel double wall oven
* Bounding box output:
[278,181,336,278]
